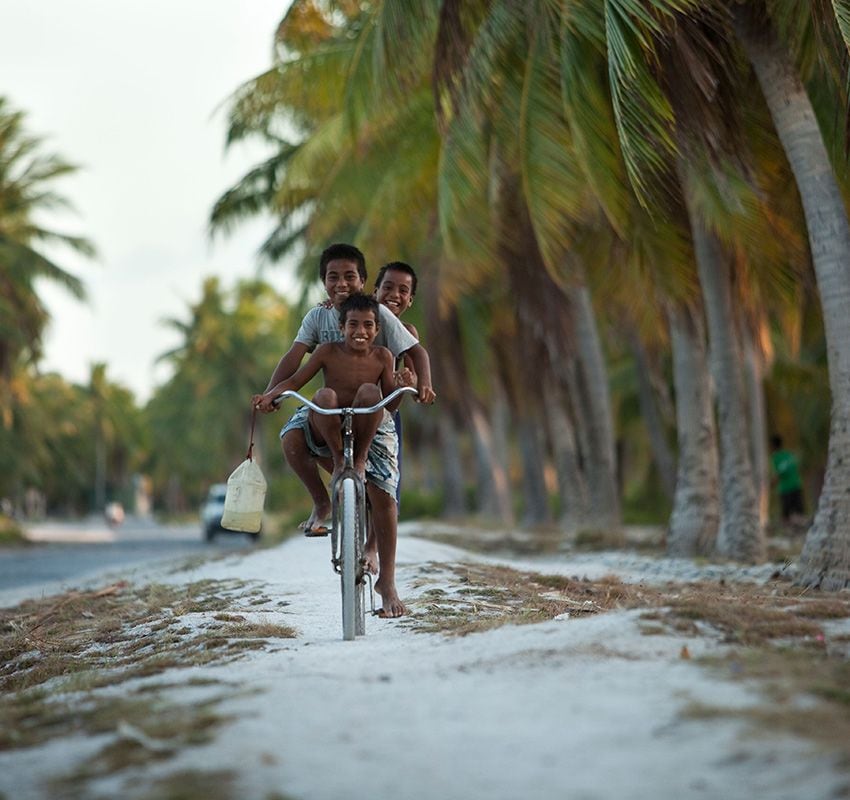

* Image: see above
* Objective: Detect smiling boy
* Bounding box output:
[256,244,435,540]
[255,293,409,617]
[374,261,418,339]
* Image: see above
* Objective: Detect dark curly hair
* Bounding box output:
[339,292,380,326]
[319,243,367,281]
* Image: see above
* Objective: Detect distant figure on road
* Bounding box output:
[105,502,125,528]
[770,435,805,527]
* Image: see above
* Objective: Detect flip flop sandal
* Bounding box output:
[304,524,330,537]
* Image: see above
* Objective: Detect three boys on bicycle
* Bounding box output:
[252,244,435,618]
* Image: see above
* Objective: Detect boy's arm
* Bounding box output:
[264,307,325,390]
[251,342,311,414]
[405,343,436,404]
[254,346,328,411]
[264,342,310,390]
[380,350,406,414]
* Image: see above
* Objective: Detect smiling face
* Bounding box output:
[341,308,379,351]
[324,258,366,308]
[375,268,415,317]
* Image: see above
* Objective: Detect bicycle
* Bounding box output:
[274,385,417,640]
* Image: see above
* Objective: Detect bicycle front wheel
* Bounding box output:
[340,477,358,640]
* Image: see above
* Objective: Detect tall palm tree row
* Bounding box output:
[0,97,100,513]
[210,1,849,583]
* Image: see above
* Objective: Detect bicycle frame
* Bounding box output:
[274,386,417,639]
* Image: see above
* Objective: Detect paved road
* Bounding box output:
[0,517,257,606]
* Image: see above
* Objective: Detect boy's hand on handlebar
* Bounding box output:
[394,368,417,389]
[252,392,278,413]
[416,383,437,405]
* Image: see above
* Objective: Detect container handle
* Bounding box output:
[246,405,258,461]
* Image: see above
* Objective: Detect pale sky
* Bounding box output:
[1,1,294,402]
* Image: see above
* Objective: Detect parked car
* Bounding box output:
[200,484,260,543]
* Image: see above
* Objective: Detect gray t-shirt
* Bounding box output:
[294,304,418,357]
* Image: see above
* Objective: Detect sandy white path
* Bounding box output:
[2,528,845,800]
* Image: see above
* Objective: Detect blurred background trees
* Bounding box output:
[4,1,850,586]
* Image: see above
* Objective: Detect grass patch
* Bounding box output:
[0,577,297,692]
[0,514,28,547]
[404,562,651,636]
[406,560,850,762]
[406,562,850,647]
[0,577,295,754]
[573,529,627,550]
[412,523,566,556]
[683,647,850,761]
[0,574,293,797]
[47,696,230,793]
[135,770,240,800]
[410,520,664,557]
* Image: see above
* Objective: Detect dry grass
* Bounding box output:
[407,560,850,646]
[134,771,240,800]
[411,521,658,557]
[684,648,850,762]
[0,575,296,797]
[405,559,850,762]
[0,578,296,697]
[404,562,653,636]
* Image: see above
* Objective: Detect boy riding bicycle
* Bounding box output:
[254,293,413,618]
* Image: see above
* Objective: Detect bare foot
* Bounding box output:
[302,504,331,536]
[374,579,406,618]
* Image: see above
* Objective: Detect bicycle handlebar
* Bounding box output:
[272,386,418,415]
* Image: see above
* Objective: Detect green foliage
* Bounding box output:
[0,369,145,514]
[0,96,94,384]
[143,278,295,512]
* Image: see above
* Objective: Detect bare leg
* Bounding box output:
[368,483,404,617]
[282,429,330,531]
[352,384,383,478]
[363,520,378,575]
[309,387,344,474]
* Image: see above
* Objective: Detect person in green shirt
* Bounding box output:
[770,435,805,524]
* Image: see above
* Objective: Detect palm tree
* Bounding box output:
[0,97,93,387]
[730,4,850,586]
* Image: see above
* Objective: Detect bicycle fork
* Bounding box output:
[330,470,377,616]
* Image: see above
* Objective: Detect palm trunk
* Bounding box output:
[736,12,850,587]
[570,286,622,531]
[542,372,590,534]
[742,325,769,528]
[422,264,503,520]
[629,333,677,502]
[666,304,720,556]
[469,402,514,523]
[517,411,552,526]
[437,412,467,516]
[690,220,764,561]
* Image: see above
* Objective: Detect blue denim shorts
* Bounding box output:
[281,406,399,499]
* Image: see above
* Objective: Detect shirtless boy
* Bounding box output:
[254,293,410,617]
[257,244,435,539]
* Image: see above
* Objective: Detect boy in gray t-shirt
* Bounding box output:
[253,243,435,617]
[293,301,419,354]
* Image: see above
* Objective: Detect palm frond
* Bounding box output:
[604,0,683,203]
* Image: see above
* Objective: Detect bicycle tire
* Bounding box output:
[354,493,368,636]
[341,477,358,640]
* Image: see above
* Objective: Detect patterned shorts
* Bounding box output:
[280,406,399,499]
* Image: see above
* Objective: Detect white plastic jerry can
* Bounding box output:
[221,458,267,533]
